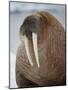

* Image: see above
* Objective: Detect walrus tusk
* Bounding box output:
[32,33,40,68]
[24,35,33,67]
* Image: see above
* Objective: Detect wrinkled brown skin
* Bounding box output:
[16,11,66,88]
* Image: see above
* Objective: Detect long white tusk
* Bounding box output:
[32,33,40,68]
[24,35,33,67]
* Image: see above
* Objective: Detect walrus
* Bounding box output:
[16,11,66,88]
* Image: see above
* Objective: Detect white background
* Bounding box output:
[0,0,68,90]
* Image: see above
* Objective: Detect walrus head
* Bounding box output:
[19,12,48,68]
[19,11,64,69]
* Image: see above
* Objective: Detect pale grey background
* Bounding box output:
[10,2,65,88]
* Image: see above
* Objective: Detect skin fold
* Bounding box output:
[16,11,66,88]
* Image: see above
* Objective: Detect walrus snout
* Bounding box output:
[20,15,43,68]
